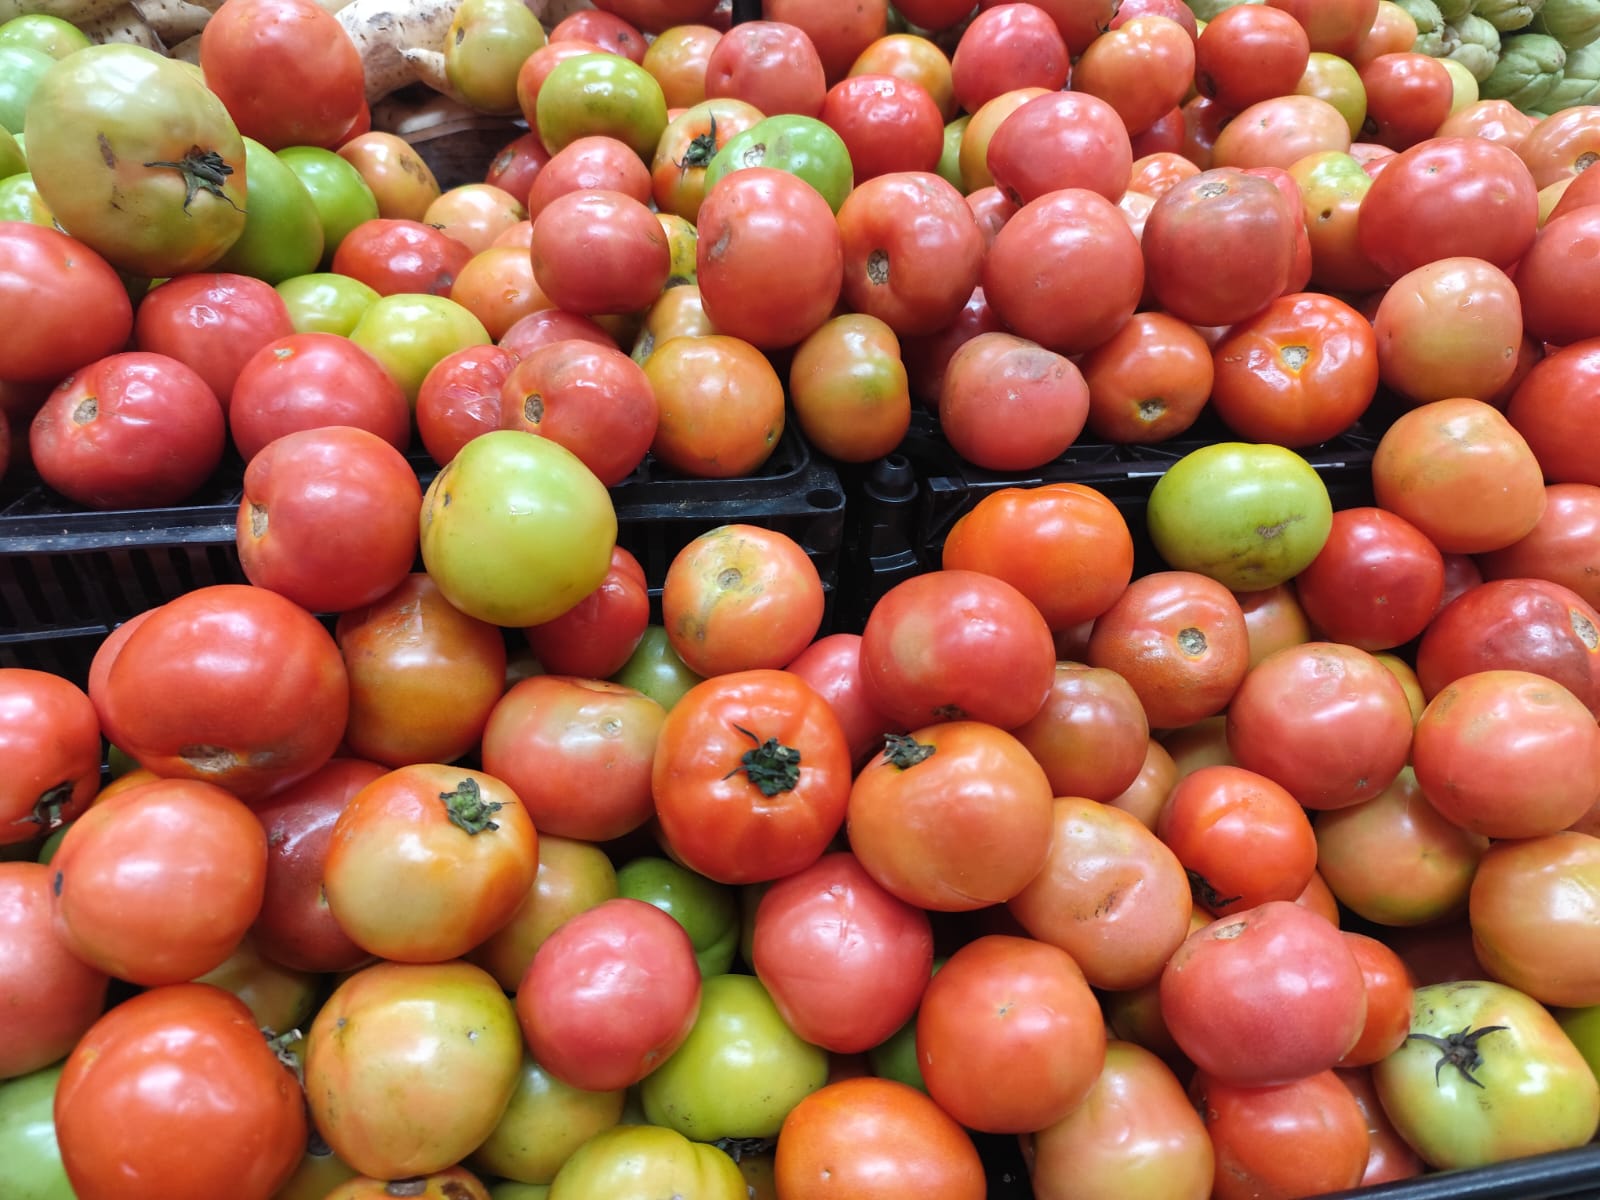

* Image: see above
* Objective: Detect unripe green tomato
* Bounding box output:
[0,173,49,224]
[275,145,380,267]
[0,1064,73,1200]
[0,14,90,60]
[275,272,380,336]
[609,625,704,711]
[536,53,668,159]
[348,292,489,405]
[446,0,547,116]
[616,856,740,977]
[703,114,854,213]
[211,138,324,283]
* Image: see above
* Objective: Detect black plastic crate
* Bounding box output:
[0,427,846,687]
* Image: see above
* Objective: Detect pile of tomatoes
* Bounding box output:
[7,0,1600,1198]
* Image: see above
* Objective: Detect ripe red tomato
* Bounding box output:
[1506,336,1600,484]
[1157,764,1319,916]
[329,218,473,297]
[0,862,108,1079]
[652,669,851,884]
[1293,507,1445,651]
[1357,53,1453,151]
[532,134,653,218]
[950,4,1069,115]
[704,20,827,117]
[1080,311,1214,443]
[986,90,1132,205]
[644,333,787,477]
[1194,4,1309,112]
[1471,832,1600,1008]
[859,568,1056,730]
[0,668,101,846]
[847,721,1053,912]
[531,188,670,316]
[917,934,1106,1133]
[523,544,650,679]
[1162,900,1367,1087]
[819,74,943,178]
[0,222,133,385]
[1338,1066,1425,1186]
[52,778,268,985]
[56,983,307,1200]
[1479,484,1600,612]
[783,633,902,769]
[753,852,933,1053]
[938,332,1091,470]
[93,584,349,802]
[518,897,701,1090]
[1193,1068,1370,1200]
[413,343,516,468]
[133,272,295,410]
[230,331,410,462]
[1071,14,1196,137]
[1009,662,1150,803]
[323,764,537,963]
[1374,256,1524,406]
[1339,931,1416,1067]
[550,8,647,60]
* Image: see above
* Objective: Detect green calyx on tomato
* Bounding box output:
[441,777,503,834]
[881,732,936,769]
[726,725,801,795]
[1406,1023,1509,1087]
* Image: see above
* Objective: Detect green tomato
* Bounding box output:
[1373,979,1600,1171]
[491,1185,550,1200]
[419,429,617,628]
[36,822,70,866]
[535,53,667,160]
[548,1124,745,1200]
[211,138,324,284]
[1558,1004,1600,1086]
[0,15,90,59]
[0,46,53,134]
[0,126,23,179]
[1146,442,1333,592]
[470,1054,626,1185]
[704,115,855,214]
[275,272,380,336]
[867,956,945,1092]
[0,1064,73,1200]
[274,145,380,268]
[615,856,739,978]
[936,116,969,194]
[269,1139,358,1200]
[640,972,828,1141]
[445,0,547,116]
[0,173,49,225]
[348,292,490,405]
[608,625,703,711]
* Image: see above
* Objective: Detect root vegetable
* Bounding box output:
[335,0,460,101]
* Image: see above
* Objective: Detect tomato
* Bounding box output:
[25,46,247,277]
[1284,149,1386,294]
[1197,5,1309,112]
[275,145,379,267]
[1508,339,1600,484]
[938,332,1090,470]
[530,188,669,316]
[334,131,439,222]
[916,933,1105,1133]
[304,961,522,1179]
[616,854,739,978]
[1373,256,1523,406]
[548,1124,745,1200]
[775,1077,984,1200]
[92,584,348,803]
[950,4,1069,115]
[420,429,616,628]
[522,546,649,679]
[703,20,827,118]
[859,568,1055,729]
[610,624,706,710]
[1372,397,1546,555]
[528,133,650,219]
[786,313,910,463]
[134,272,295,412]
[1079,311,1212,443]
[327,217,469,299]
[347,292,490,406]
[0,1062,76,1199]
[639,972,829,1139]
[274,271,379,337]
[780,635,899,772]
[1008,662,1149,803]
[1225,642,1413,811]
[0,863,106,1079]
[981,187,1143,357]
[1192,1068,1370,1200]
[498,338,657,485]
[631,284,716,364]
[1412,669,1600,840]
[0,223,132,385]
[536,52,668,159]
[467,835,619,991]
[846,721,1053,912]
[1086,571,1250,731]
[0,670,100,848]
[55,984,304,1200]
[1339,931,1417,1068]
[1374,980,1600,1169]
[1071,15,1195,138]
[900,285,1004,410]
[1156,764,1318,916]
[1470,832,1600,1009]
[248,758,382,974]
[323,763,536,963]
[230,332,404,460]
[820,74,942,179]
[651,669,850,885]
[649,100,763,224]
[1162,900,1366,1086]
[1293,507,1444,651]
[696,167,842,349]
[1480,484,1600,611]
[469,1052,625,1187]
[29,351,226,511]
[642,24,720,105]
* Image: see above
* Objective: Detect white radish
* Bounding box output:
[335,0,461,102]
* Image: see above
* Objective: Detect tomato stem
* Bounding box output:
[677,115,718,170]
[1407,1024,1509,1088]
[141,146,243,213]
[714,1135,775,1162]
[440,778,502,834]
[29,781,74,832]
[881,732,936,769]
[724,724,801,795]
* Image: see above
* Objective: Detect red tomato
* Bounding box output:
[1194,4,1309,112]
[0,222,133,386]
[986,89,1132,205]
[1193,1068,1370,1200]
[783,632,902,769]
[200,0,364,149]
[230,331,410,462]
[1080,311,1215,443]
[1162,901,1367,1087]
[1107,737,1181,832]
[529,134,653,219]
[846,721,1053,912]
[901,285,1005,410]
[1225,642,1414,811]
[753,852,933,1053]
[531,188,670,316]
[1374,256,1524,406]
[29,352,226,511]
[819,75,943,178]
[1414,669,1600,839]
[652,669,851,884]
[1209,95,1352,173]
[1507,338,1600,484]
[1293,507,1445,651]
[0,669,101,846]
[518,897,701,1090]
[249,757,384,973]
[950,4,1069,115]
[523,545,649,679]
[323,764,538,963]
[1338,1066,1426,1186]
[56,983,307,1200]
[413,343,516,467]
[1270,0,1376,57]
[498,306,616,358]
[52,778,267,985]
[1357,53,1453,151]
[981,187,1145,356]
[484,130,551,204]
[1518,106,1600,189]
[0,862,108,1079]
[333,573,506,768]
[1157,764,1318,916]
[1008,662,1149,803]
[939,332,1091,470]
[133,273,295,410]
[1479,484,1600,612]
[1070,14,1196,137]
[550,8,647,60]
[703,20,827,117]
[644,333,787,477]
[1471,831,1600,1008]
[237,425,421,615]
[330,218,473,297]
[1340,931,1416,1067]
[93,585,348,802]
[916,934,1106,1133]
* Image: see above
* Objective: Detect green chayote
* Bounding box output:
[1473,0,1547,32]
[1532,0,1600,50]
[1481,31,1569,110]
[1444,14,1504,82]
[1538,38,1600,106]
[1397,0,1448,55]
[1436,0,1474,22]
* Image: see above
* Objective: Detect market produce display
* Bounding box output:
[6,0,1600,1197]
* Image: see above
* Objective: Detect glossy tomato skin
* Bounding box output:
[531,188,670,316]
[1374,980,1600,1170]
[323,763,537,963]
[1161,900,1367,1087]
[0,669,100,846]
[1192,1068,1369,1200]
[331,218,473,297]
[753,852,933,1053]
[938,332,1091,471]
[133,272,295,411]
[783,632,901,769]
[1009,662,1149,803]
[92,584,349,803]
[51,778,268,986]
[1479,484,1600,612]
[518,897,701,1091]
[1471,833,1600,1009]
[304,960,522,1180]
[0,222,133,385]
[1294,507,1445,651]
[820,74,943,179]
[549,1123,746,1200]
[523,545,649,679]
[986,89,1132,204]
[651,669,851,885]
[1506,338,1600,485]
[1374,256,1523,407]
[847,721,1053,912]
[0,862,108,1079]
[916,934,1106,1134]
[1340,932,1416,1067]
[950,4,1069,114]
[703,20,827,118]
